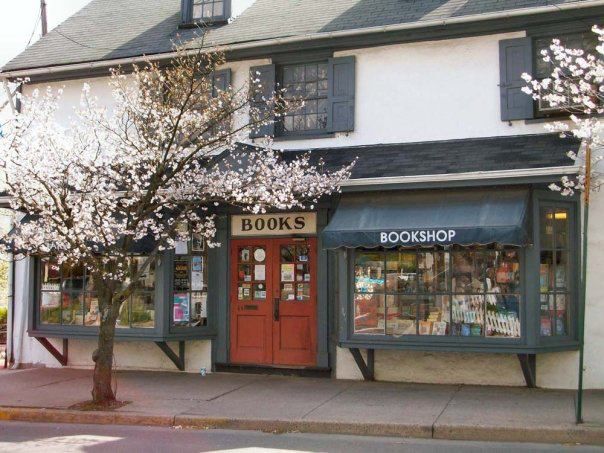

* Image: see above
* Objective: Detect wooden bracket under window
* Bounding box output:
[155,341,185,371]
[35,337,68,366]
[349,348,374,381]
[517,353,537,388]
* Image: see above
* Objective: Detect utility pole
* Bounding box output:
[40,0,48,36]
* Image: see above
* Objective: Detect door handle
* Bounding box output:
[274,297,280,321]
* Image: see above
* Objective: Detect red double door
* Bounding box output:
[230,238,317,366]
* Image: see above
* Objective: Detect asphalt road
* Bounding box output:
[0,421,600,453]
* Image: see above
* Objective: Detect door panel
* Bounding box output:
[272,238,317,366]
[230,237,318,367]
[230,239,272,365]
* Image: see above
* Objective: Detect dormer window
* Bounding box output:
[182,0,230,25]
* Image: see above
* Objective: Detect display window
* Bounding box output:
[539,207,571,337]
[39,256,157,329]
[172,233,209,327]
[353,246,522,338]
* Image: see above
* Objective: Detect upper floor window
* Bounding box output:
[185,0,230,24]
[280,62,329,134]
[533,31,598,116]
[249,56,355,139]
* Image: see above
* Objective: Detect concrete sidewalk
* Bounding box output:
[0,368,603,445]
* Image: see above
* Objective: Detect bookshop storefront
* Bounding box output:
[324,186,580,385]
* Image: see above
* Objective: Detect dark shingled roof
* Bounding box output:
[2,0,597,72]
[283,133,577,179]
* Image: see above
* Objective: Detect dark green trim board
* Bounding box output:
[212,214,230,366]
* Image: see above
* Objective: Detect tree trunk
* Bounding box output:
[92,293,119,404]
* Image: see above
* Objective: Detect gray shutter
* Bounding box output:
[249,64,275,138]
[327,56,355,132]
[212,68,231,96]
[499,38,534,121]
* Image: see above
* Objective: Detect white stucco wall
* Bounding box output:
[12,32,604,389]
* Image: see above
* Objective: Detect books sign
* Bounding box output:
[232,213,316,237]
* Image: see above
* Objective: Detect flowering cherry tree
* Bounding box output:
[0,46,353,404]
[522,25,603,195]
[522,25,603,424]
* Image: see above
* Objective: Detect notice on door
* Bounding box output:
[231,213,317,237]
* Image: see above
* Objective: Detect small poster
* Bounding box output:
[192,271,204,290]
[254,264,265,281]
[173,293,190,322]
[432,321,447,336]
[175,240,188,255]
[304,274,311,282]
[281,264,295,282]
[254,248,266,262]
[173,260,190,290]
[192,256,203,272]
[241,248,250,262]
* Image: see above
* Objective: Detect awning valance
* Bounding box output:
[322,189,529,249]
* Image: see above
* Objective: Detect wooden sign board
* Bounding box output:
[232,213,317,237]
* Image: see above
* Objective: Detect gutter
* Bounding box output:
[340,165,581,186]
[1,0,603,80]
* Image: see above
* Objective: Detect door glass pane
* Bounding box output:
[296,283,310,301]
[354,293,385,334]
[280,245,295,263]
[238,283,252,301]
[451,294,484,336]
[418,295,450,335]
[281,282,295,301]
[253,283,267,300]
[386,295,416,335]
[355,252,384,294]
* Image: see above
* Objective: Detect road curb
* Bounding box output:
[1,406,603,445]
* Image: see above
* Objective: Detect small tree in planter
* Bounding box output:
[0,45,353,405]
[522,25,603,423]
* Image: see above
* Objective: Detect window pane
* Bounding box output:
[40,292,61,324]
[417,251,449,293]
[540,208,554,249]
[451,294,484,336]
[418,295,450,335]
[354,293,384,334]
[540,294,553,336]
[41,258,61,290]
[451,251,483,293]
[191,292,208,326]
[355,252,384,294]
[386,251,417,293]
[116,298,129,328]
[132,257,156,290]
[540,251,554,291]
[554,294,569,335]
[213,1,224,16]
[84,294,100,326]
[386,295,416,335]
[62,293,83,325]
[486,294,521,337]
[554,209,569,249]
[555,251,569,290]
[488,250,520,294]
[202,3,213,18]
[192,4,203,18]
[173,293,190,325]
[131,292,155,328]
[174,260,190,291]
[62,262,85,292]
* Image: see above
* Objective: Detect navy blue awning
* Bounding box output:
[322,189,529,249]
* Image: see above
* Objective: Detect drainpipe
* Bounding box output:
[7,225,14,368]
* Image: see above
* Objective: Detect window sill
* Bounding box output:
[273,132,335,142]
[525,112,604,124]
[179,19,228,29]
